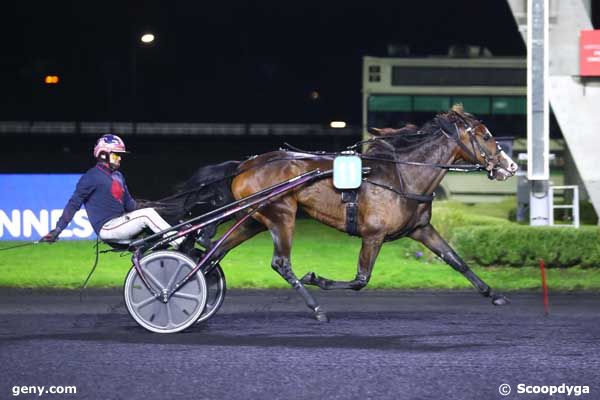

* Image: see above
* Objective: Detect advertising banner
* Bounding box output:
[580,30,600,76]
[0,174,95,241]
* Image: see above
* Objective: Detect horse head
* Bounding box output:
[439,104,518,181]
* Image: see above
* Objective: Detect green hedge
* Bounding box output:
[449,225,600,268]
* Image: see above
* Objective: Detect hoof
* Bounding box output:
[314,310,330,322]
[301,272,317,285]
[492,294,510,306]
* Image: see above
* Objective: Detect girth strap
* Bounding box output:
[341,190,360,236]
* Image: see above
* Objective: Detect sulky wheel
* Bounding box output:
[124,250,207,334]
[196,263,226,323]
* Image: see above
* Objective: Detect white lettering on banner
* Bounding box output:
[0,209,94,240]
[50,209,62,228]
[0,210,20,237]
[72,210,94,237]
[23,209,49,237]
[51,209,72,238]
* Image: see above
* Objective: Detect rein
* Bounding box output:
[150,155,326,205]
[282,117,499,203]
[287,132,486,172]
[359,154,484,172]
[280,145,438,202]
[347,113,510,175]
[159,118,496,211]
[362,179,435,202]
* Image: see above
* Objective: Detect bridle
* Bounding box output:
[353,116,501,174]
[435,116,505,179]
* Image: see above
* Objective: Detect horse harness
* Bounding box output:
[282,144,436,237]
[282,119,498,237]
[162,122,494,239]
[341,190,360,236]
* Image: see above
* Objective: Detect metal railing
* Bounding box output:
[549,185,580,228]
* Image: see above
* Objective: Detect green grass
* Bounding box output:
[433,197,516,220]
[2,219,600,290]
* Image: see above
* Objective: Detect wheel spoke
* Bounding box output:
[144,270,164,291]
[172,291,200,304]
[166,302,174,328]
[166,262,185,291]
[132,295,157,309]
[162,260,169,282]
[148,301,164,326]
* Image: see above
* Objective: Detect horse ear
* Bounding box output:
[451,103,465,114]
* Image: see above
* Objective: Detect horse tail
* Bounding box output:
[144,160,240,225]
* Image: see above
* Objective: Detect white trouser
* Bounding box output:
[99,208,184,248]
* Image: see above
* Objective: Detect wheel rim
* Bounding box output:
[196,264,226,323]
[124,251,207,333]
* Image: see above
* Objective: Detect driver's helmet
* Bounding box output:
[93,134,128,159]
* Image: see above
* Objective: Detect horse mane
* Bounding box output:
[365,120,443,156]
[364,104,477,156]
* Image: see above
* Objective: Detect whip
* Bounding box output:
[0,241,39,251]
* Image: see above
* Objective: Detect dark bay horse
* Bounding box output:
[177,106,518,322]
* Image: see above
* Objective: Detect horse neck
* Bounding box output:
[392,133,460,196]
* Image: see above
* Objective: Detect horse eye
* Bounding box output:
[483,133,491,141]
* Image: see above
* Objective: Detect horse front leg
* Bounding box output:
[301,235,384,290]
[410,224,509,305]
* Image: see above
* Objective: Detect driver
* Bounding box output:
[40,134,184,249]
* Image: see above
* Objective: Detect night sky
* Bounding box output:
[3,1,595,124]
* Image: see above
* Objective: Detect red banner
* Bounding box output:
[580,30,600,76]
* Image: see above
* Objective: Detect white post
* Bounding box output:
[573,186,580,228]
[527,0,551,226]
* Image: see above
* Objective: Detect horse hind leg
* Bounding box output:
[301,235,384,291]
[255,203,329,322]
[271,251,329,322]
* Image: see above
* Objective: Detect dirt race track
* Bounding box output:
[0,289,599,400]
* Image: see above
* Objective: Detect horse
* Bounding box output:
[161,105,518,322]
